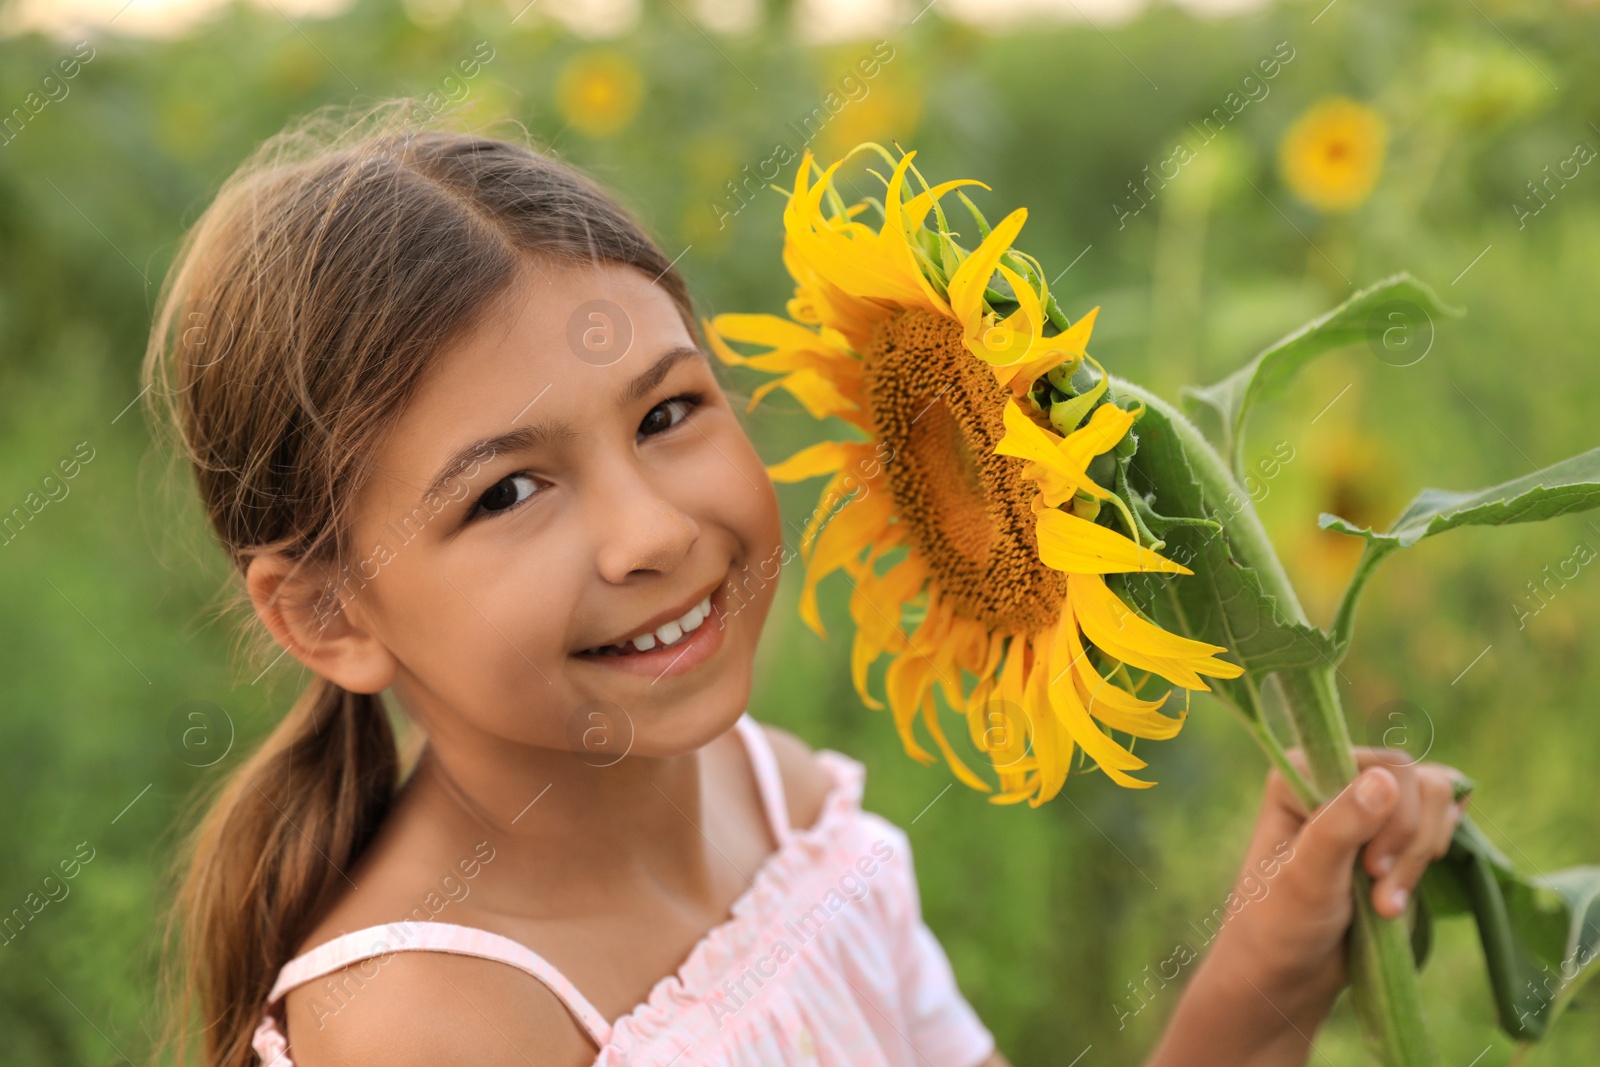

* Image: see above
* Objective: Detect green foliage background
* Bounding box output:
[0,0,1595,1061]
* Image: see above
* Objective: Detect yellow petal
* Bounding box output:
[848,554,927,709]
[1068,573,1244,689]
[1062,622,1186,741]
[871,154,954,316]
[964,630,1008,753]
[786,152,938,312]
[1024,634,1071,804]
[850,551,926,632]
[749,368,858,420]
[992,305,1101,394]
[1035,507,1190,575]
[946,613,993,679]
[996,401,1110,502]
[1063,400,1134,463]
[947,207,1028,332]
[920,681,992,794]
[1046,619,1153,789]
[884,652,938,765]
[988,635,1035,778]
[766,440,859,482]
[797,469,849,560]
[989,783,1039,805]
[708,313,842,356]
[953,261,1044,370]
[900,178,989,235]
[851,635,886,711]
[1038,403,1137,507]
[738,351,841,377]
[995,262,1044,340]
[797,487,895,638]
[1057,305,1100,354]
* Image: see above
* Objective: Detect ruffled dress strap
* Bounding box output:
[733,711,792,846]
[251,920,613,1066]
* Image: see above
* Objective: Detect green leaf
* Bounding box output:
[1182,274,1461,477]
[1322,446,1600,654]
[1419,814,1600,1040]
[1321,446,1600,549]
[1114,383,1339,717]
[1410,886,1435,970]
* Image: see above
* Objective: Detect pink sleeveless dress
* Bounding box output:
[251,713,998,1067]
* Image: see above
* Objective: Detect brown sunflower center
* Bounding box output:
[862,308,1070,634]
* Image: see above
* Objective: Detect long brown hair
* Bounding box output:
[144,101,699,1067]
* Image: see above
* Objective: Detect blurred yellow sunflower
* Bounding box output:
[706,144,1243,805]
[1279,97,1388,212]
[556,50,643,138]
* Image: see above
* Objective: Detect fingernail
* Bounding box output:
[1356,768,1393,810]
[1390,886,1409,914]
[1373,853,1395,875]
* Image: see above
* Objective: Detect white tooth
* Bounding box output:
[655,619,684,645]
[680,605,704,632]
[631,632,657,652]
[697,595,711,615]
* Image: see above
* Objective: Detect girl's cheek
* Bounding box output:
[704,409,782,535]
[738,442,785,556]
[700,417,785,596]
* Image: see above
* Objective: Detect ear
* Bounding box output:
[245,553,397,694]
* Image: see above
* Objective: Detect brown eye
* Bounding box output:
[471,473,539,519]
[639,393,702,439]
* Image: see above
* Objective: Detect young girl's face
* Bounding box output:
[339,261,784,759]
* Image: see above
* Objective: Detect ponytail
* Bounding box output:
[168,677,396,1067]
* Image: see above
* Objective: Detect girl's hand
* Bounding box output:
[1224,748,1466,1004]
[1146,747,1468,1067]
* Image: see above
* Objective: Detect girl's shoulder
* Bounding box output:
[278,845,602,1066]
[754,719,835,834]
[282,947,595,1066]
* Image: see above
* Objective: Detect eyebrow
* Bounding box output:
[418,344,705,507]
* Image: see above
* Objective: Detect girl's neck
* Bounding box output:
[386,726,738,912]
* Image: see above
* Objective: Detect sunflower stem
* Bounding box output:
[1275,666,1436,1067]
[1241,708,1319,811]
[1119,381,1438,1067]
[1329,539,1398,660]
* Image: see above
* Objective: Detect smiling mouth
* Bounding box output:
[576,591,716,657]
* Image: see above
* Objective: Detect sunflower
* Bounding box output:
[556,49,643,139]
[1279,97,1387,212]
[706,144,1243,805]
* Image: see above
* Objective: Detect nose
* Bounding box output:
[591,463,700,583]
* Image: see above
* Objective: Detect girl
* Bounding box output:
[147,106,1466,1067]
